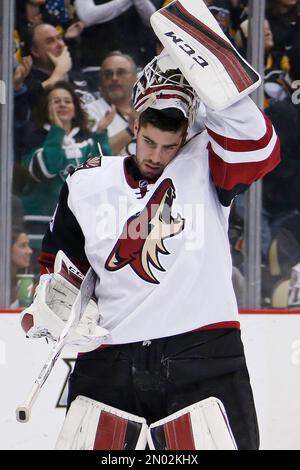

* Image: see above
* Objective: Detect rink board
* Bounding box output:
[0,311,299,450]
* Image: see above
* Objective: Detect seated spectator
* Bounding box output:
[235,18,293,106]
[228,0,248,32]
[204,0,235,41]
[24,23,94,109]
[232,265,245,308]
[10,227,33,307]
[12,195,25,230]
[86,51,138,155]
[15,0,84,61]
[231,96,300,274]
[260,210,300,306]
[13,43,35,200]
[14,53,33,161]
[16,0,57,51]
[21,81,113,252]
[272,211,300,279]
[228,202,245,307]
[228,201,244,272]
[44,0,73,26]
[233,12,300,260]
[74,0,161,69]
[266,0,300,80]
[263,91,300,226]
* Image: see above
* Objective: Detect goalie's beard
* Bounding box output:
[128,156,163,183]
[139,160,164,179]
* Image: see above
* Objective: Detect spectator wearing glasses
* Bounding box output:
[85,51,138,155]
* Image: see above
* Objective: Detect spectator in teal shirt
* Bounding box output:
[21,80,114,255]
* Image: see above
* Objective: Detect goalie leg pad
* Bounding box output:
[147,397,237,450]
[55,396,148,450]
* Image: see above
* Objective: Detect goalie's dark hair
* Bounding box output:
[139,107,188,133]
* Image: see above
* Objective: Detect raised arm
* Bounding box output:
[132,0,157,25]
[75,0,133,27]
[204,96,280,206]
[22,127,68,182]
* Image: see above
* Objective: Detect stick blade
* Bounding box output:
[71,267,97,326]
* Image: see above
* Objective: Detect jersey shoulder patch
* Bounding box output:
[70,156,102,175]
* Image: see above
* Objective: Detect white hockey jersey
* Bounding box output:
[40,96,280,344]
[85,97,128,137]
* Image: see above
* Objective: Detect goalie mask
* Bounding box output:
[132,50,200,126]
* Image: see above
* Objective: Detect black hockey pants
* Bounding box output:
[68,328,259,450]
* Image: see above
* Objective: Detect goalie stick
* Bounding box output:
[16,267,97,423]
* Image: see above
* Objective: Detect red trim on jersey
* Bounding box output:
[2,309,300,315]
[38,252,56,274]
[194,321,240,331]
[207,112,273,152]
[208,137,280,191]
[93,411,127,450]
[164,413,196,450]
[124,157,140,189]
[161,6,253,92]
[88,321,241,354]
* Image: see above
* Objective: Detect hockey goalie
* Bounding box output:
[19,0,279,450]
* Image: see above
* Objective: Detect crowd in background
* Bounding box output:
[10,0,300,308]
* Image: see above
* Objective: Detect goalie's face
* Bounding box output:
[134,123,185,180]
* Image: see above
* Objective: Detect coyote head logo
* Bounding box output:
[105,179,185,284]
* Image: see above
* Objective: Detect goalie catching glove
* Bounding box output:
[21,251,109,352]
[150,0,261,110]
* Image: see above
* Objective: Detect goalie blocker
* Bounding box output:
[150,0,261,110]
[20,250,109,352]
[55,396,236,450]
